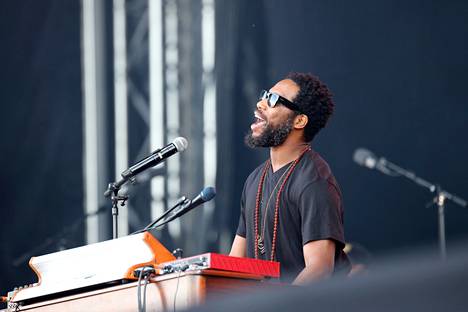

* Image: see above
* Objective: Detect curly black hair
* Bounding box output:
[285,72,334,142]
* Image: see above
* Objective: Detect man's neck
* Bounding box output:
[269,139,309,172]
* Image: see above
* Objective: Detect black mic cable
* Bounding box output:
[131,196,189,235]
[151,187,216,230]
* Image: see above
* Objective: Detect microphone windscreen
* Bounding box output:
[353,148,377,168]
[173,137,188,152]
[200,186,216,201]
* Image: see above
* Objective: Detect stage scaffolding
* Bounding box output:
[81,0,217,255]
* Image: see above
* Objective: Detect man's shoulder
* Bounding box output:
[299,149,334,182]
[297,149,343,199]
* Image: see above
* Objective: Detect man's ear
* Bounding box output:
[294,114,308,129]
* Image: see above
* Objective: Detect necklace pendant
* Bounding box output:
[257,235,266,255]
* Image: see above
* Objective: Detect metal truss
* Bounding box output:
[107,0,217,253]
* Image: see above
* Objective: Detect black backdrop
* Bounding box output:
[215,0,468,255]
[0,1,83,293]
[1,0,468,299]
[267,0,468,251]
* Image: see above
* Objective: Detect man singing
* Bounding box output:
[230,72,349,285]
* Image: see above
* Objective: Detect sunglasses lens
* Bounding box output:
[259,90,268,100]
[269,93,279,107]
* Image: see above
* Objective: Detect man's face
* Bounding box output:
[245,79,300,148]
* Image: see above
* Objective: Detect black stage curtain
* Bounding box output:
[0,0,83,294]
[214,0,468,255]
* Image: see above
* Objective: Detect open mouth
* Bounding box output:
[251,111,267,130]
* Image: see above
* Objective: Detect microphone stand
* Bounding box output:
[435,185,447,260]
[131,196,189,235]
[104,177,131,239]
[378,158,467,260]
[105,166,167,239]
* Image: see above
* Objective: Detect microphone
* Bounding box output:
[156,187,216,228]
[121,137,188,179]
[353,148,401,176]
[353,148,378,169]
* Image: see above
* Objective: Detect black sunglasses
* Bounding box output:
[259,90,302,113]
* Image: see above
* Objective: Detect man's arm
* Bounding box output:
[292,239,335,285]
[229,235,246,257]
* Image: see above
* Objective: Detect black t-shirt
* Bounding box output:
[236,149,350,282]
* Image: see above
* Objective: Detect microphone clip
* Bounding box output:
[104,180,130,239]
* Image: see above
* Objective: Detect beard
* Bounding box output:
[244,114,295,148]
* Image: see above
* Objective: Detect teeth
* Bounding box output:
[254,112,264,121]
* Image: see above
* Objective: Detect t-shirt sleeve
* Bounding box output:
[299,179,345,247]
[236,182,247,237]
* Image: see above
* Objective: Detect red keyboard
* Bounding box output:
[158,253,280,278]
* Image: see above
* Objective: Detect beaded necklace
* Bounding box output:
[253,146,311,260]
[257,161,294,256]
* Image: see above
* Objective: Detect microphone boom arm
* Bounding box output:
[131,196,189,235]
[354,147,467,260]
